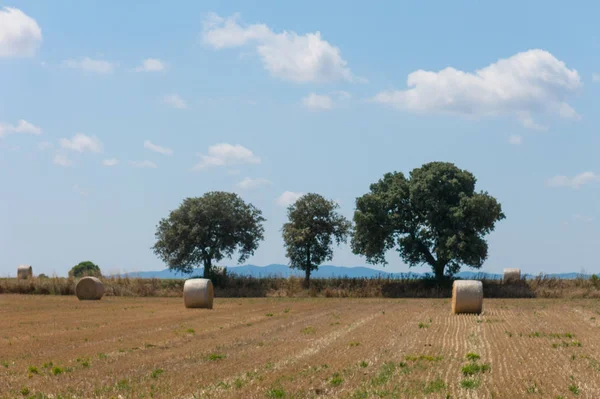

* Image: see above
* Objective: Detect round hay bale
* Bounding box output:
[503,268,521,284]
[75,276,105,300]
[17,265,32,280]
[451,280,483,314]
[183,278,214,309]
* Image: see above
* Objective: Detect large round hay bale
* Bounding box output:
[451,280,483,314]
[75,276,105,300]
[503,268,521,284]
[183,278,214,309]
[17,265,32,280]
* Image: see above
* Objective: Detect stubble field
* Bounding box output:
[1,295,600,399]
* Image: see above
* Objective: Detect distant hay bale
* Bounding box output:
[451,280,483,314]
[503,268,521,284]
[183,278,214,309]
[17,265,32,280]
[75,276,105,300]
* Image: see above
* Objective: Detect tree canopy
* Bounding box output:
[351,162,505,281]
[69,261,102,278]
[282,193,351,287]
[152,191,266,278]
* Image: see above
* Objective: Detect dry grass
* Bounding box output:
[1,273,600,299]
[2,295,600,398]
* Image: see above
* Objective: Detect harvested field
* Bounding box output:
[1,295,600,398]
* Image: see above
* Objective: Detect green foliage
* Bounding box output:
[207,353,226,361]
[351,162,505,280]
[153,192,266,278]
[69,261,101,278]
[150,369,164,379]
[282,193,351,286]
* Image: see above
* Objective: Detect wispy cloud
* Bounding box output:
[0,119,42,137]
[129,160,157,169]
[59,133,103,153]
[102,158,118,166]
[276,191,304,207]
[162,94,188,109]
[237,177,271,189]
[144,140,173,155]
[53,154,73,167]
[194,143,260,170]
[508,135,522,145]
[134,58,166,72]
[63,57,117,74]
[546,172,600,189]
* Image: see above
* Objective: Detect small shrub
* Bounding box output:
[301,326,316,335]
[568,384,580,395]
[150,369,164,379]
[349,341,360,347]
[51,366,63,375]
[424,378,446,394]
[27,366,38,374]
[265,313,274,317]
[267,387,286,398]
[466,353,480,362]
[330,373,343,386]
[20,387,30,396]
[207,353,226,361]
[460,379,480,389]
[185,328,195,334]
[359,361,368,368]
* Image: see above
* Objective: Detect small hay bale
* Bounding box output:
[75,276,105,300]
[451,280,483,314]
[17,265,32,280]
[183,278,214,309]
[503,268,521,284]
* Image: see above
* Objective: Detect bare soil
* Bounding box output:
[1,295,600,398]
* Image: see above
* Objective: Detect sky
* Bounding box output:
[1,1,600,277]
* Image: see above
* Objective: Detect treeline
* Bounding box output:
[2,273,600,298]
[153,162,505,287]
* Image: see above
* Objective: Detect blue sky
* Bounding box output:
[1,1,599,277]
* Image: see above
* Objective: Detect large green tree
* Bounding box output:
[352,162,505,281]
[153,192,266,278]
[69,261,102,278]
[282,193,352,287]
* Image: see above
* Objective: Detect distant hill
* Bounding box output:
[115,264,597,280]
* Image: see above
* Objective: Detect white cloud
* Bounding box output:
[194,143,260,170]
[37,141,52,151]
[63,57,116,74]
[237,177,271,189]
[202,13,354,83]
[508,135,522,145]
[162,94,188,109]
[59,133,103,153]
[129,160,157,169]
[144,140,173,155]
[0,7,42,57]
[134,58,166,72]
[593,73,600,83]
[53,154,73,167]
[373,49,581,129]
[546,172,599,189]
[302,93,333,110]
[276,191,304,207]
[0,119,42,137]
[102,158,118,166]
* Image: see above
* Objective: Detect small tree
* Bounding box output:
[153,191,266,278]
[352,162,505,281]
[282,193,351,287]
[69,261,102,278]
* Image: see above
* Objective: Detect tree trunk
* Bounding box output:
[304,245,311,289]
[304,268,311,289]
[433,261,446,282]
[203,258,212,279]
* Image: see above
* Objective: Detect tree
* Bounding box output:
[152,191,266,278]
[69,261,102,278]
[352,162,505,281]
[282,193,352,287]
